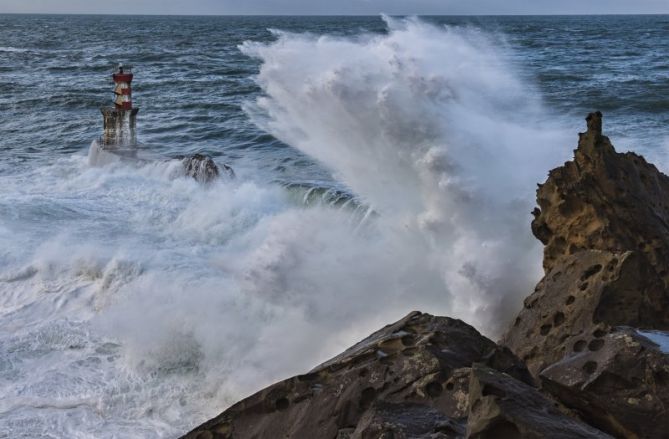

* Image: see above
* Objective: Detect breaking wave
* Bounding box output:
[0,16,571,438]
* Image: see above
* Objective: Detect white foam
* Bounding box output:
[0,17,573,438]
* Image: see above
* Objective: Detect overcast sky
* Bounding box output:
[1,0,668,15]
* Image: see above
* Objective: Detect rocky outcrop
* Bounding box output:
[181,113,669,439]
[503,112,669,438]
[540,328,669,438]
[466,365,610,439]
[181,312,589,439]
[180,153,234,183]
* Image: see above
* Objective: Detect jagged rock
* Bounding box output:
[466,365,612,439]
[181,312,530,439]
[503,112,669,438]
[529,111,669,327]
[505,112,669,376]
[532,112,669,276]
[180,153,234,183]
[540,328,669,439]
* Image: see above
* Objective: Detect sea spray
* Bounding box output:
[0,16,574,439]
[241,15,571,335]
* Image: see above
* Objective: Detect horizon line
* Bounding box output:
[1,12,668,17]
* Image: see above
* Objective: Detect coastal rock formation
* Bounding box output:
[540,328,669,438]
[503,112,669,438]
[466,365,610,439]
[504,112,669,375]
[181,153,235,183]
[181,113,669,439]
[182,312,544,439]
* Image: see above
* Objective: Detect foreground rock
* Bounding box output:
[182,312,605,438]
[541,328,669,438]
[182,113,668,439]
[467,365,610,439]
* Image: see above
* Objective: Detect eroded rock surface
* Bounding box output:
[466,365,611,439]
[503,112,669,438]
[181,113,667,439]
[540,328,669,439]
[181,312,531,439]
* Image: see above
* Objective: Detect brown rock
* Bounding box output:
[350,401,464,438]
[505,112,669,376]
[540,328,669,439]
[466,365,612,439]
[529,112,669,331]
[502,249,655,376]
[503,112,669,438]
[181,312,529,439]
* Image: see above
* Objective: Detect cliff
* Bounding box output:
[181,113,669,439]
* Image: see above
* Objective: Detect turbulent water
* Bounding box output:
[1,13,668,438]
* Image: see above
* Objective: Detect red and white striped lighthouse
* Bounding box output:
[101,63,139,147]
[112,63,134,110]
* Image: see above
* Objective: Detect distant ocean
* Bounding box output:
[1,14,668,438]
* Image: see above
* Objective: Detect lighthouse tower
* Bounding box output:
[100,64,139,147]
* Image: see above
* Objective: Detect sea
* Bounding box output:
[1,14,668,438]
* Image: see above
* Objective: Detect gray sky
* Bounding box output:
[1,0,668,15]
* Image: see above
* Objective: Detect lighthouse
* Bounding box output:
[100,64,139,147]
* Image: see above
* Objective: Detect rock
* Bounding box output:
[502,249,655,376]
[540,328,669,439]
[505,112,669,376]
[529,112,669,328]
[181,113,669,439]
[180,153,234,183]
[466,365,612,439]
[350,401,465,438]
[503,112,669,438]
[181,311,530,439]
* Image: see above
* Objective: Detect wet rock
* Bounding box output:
[180,153,234,183]
[540,328,669,439]
[466,365,612,439]
[181,311,529,439]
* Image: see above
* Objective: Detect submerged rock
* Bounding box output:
[180,153,234,183]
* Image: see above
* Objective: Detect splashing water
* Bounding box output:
[0,16,572,439]
[241,15,570,335]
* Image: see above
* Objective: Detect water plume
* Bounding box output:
[240,15,570,336]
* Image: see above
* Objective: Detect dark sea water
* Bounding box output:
[0,14,668,438]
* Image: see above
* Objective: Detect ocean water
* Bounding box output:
[1,14,668,438]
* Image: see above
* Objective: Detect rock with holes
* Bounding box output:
[466,365,612,439]
[180,311,530,439]
[540,328,669,439]
[529,111,669,326]
[504,112,669,377]
[501,249,655,376]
